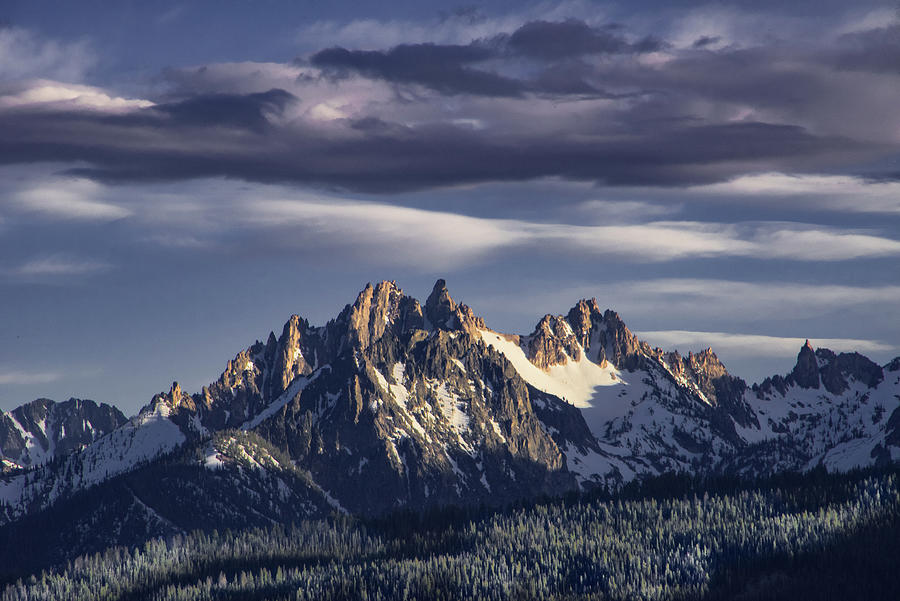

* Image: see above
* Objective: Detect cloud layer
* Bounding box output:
[635,330,894,358]
[3,10,900,192]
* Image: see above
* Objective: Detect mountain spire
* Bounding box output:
[425,278,456,328]
[790,340,820,389]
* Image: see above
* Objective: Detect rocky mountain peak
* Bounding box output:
[525,314,583,369]
[0,398,127,469]
[158,381,195,411]
[688,348,727,378]
[814,348,884,394]
[598,309,645,370]
[424,279,484,335]
[565,298,603,348]
[425,278,458,331]
[344,280,425,349]
[790,341,821,389]
[268,314,314,399]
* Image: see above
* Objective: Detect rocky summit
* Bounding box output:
[1,279,898,565]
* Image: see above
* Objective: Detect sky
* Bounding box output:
[1,0,899,414]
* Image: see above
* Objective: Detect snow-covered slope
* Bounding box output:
[481,301,900,487]
[731,349,900,474]
[0,400,185,520]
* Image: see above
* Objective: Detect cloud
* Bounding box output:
[831,23,900,74]
[0,80,153,111]
[238,197,527,268]
[576,199,682,221]
[311,44,525,97]
[12,254,111,277]
[0,100,855,191]
[310,19,660,98]
[471,278,900,334]
[0,370,61,385]
[0,26,94,82]
[12,177,132,221]
[150,88,296,131]
[295,2,613,51]
[609,279,900,321]
[2,12,899,194]
[691,35,721,49]
[544,221,900,261]
[634,329,894,358]
[690,173,900,214]
[506,19,661,59]
[5,171,896,274]
[225,193,900,264]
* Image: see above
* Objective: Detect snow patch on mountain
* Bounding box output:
[78,402,185,487]
[479,329,621,407]
[242,368,324,431]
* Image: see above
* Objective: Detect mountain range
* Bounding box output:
[1,279,898,574]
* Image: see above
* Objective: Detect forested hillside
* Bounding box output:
[5,466,898,601]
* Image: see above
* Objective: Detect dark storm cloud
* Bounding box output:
[151,89,297,131]
[3,17,898,193]
[506,19,649,58]
[310,19,660,97]
[830,24,900,73]
[692,35,721,48]
[311,43,525,97]
[0,91,857,192]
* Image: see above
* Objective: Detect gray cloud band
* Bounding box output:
[1,19,897,192]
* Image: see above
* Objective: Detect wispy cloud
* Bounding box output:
[243,198,526,268]
[0,370,61,385]
[242,196,900,264]
[614,279,900,318]
[468,279,900,335]
[0,26,94,82]
[11,177,132,221]
[295,1,610,51]
[576,200,682,221]
[13,254,111,277]
[0,80,153,111]
[635,329,894,358]
[690,173,900,214]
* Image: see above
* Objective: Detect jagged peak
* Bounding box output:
[348,280,408,317]
[148,380,194,413]
[326,280,429,358]
[816,347,884,393]
[525,313,582,368]
[425,278,456,326]
[566,298,603,324]
[688,347,726,371]
[354,280,404,306]
[790,341,820,389]
[757,340,885,397]
[423,278,484,335]
[11,398,54,419]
